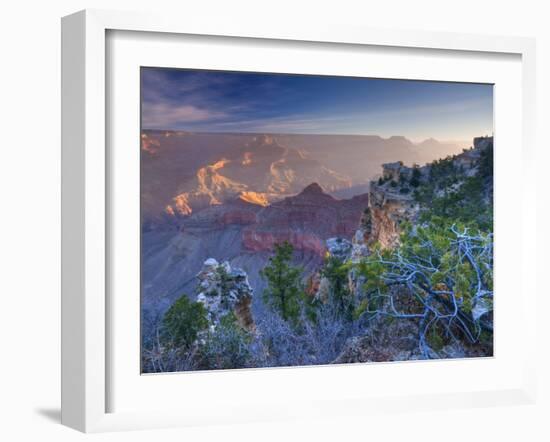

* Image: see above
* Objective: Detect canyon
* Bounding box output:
[141,131,466,222]
[141,181,369,316]
[141,131,467,317]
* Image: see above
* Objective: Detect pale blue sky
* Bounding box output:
[141,68,493,142]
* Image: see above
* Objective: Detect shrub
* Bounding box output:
[354,222,493,358]
[410,165,421,187]
[261,241,304,323]
[198,313,252,370]
[478,140,494,180]
[161,295,208,350]
[321,256,354,321]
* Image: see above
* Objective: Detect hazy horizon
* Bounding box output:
[140,128,475,146]
[141,68,493,143]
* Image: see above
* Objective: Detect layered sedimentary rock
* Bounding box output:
[363,163,421,249]
[158,134,352,218]
[141,183,369,313]
[363,186,418,249]
[242,183,369,256]
[141,130,465,223]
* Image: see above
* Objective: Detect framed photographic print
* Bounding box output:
[61,9,537,432]
[139,67,495,374]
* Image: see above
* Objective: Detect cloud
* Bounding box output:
[142,103,226,129]
[140,68,492,138]
[212,113,351,133]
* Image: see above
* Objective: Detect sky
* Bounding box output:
[141,67,493,143]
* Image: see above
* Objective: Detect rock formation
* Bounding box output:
[360,160,427,249]
[359,139,491,249]
[160,135,352,217]
[242,183,369,256]
[325,237,353,260]
[363,181,419,249]
[196,259,255,332]
[141,183,369,312]
[312,233,370,303]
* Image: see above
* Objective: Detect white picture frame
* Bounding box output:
[61,9,537,433]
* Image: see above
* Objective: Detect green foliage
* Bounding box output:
[413,146,493,231]
[321,256,353,321]
[354,219,493,343]
[215,264,235,311]
[429,155,457,180]
[300,291,322,324]
[261,241,304,323]
[478,140,494,180]
[357,246,390,295]
[217,264,230,293]
[426,326,445,351]
[353,244,392,320]
[410,164,421,187]
[162,295,208,350]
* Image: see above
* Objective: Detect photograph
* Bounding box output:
[140,67,494,373]
[1,1,545,438]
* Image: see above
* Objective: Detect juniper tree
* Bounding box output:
[260,241,303,323]
[354,222,493,358]
[321,256,353,321]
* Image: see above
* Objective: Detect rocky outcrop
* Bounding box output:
[362,160,423,249]
[196,259,255,332]
[473,135,492,151]
[312,233,370,303]
[325,237,353,260]
[358,149,501,250]
[242,183,369,256]
[364,184,419,249]
[381,161,405,182]
[342,137,491,290]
